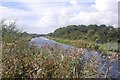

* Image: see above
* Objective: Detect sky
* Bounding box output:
[0,0,119,34]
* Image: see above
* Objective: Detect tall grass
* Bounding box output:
[1,20,119,79]
[1,20,98,78]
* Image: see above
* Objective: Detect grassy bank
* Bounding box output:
[46,36,119,52]
[47,36,95,48]
[99,42,119,52]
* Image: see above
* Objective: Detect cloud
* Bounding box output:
[0,5,33,20]
[1,0,119,34]
[70,0,118,26]
[70,12,117,26]
[93,0,118,12]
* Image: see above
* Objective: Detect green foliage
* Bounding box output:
[52,24,118,43]
[50,24,119,52]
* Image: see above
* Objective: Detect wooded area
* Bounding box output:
[49,24,119,43]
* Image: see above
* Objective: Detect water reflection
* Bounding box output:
[30,37,73,49]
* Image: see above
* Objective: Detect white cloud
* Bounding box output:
[70,12,117,26]
[0,6,30,19]
[70,0,118,26]
[69,0,78,6]
[1,0,119,34]
[93,0,118,12]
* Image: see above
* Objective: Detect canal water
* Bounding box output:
[29,37,74,49]
[30,37,119,79]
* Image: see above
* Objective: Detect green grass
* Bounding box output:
[46,36,119,52]
[46,36,96,49]
[99,42,119,52]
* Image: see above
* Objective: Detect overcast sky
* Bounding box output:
[0,0,119,34]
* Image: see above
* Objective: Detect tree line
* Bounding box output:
[49,24,120,43]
